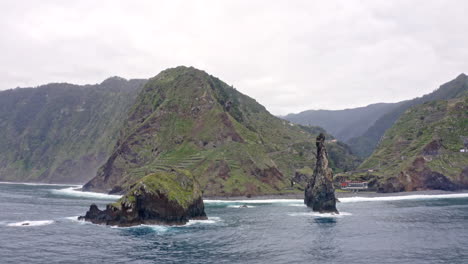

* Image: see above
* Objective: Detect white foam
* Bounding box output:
[50,186,122,200]
[340,193,468,203]
[227,205,256,208]
[288,212,352,218]
[6,220,54,227]
[205,199,303,204]
[108,216,222,231]
[206,193,468,205]
[0,181,79,187]
[184,216,222,226]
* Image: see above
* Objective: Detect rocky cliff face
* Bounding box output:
[83,66,360,196]
[80,169,206,226]
[304,133,338,213]
[0,77,146,183]
[356,97,468,192]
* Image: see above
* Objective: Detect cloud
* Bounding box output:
[1,0,467,115]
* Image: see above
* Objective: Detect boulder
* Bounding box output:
[304,133,339,213]
[79,169,207,226]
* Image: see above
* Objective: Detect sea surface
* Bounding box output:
[1,183,467,264]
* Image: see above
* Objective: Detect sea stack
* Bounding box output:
[79,169,207,226]
[304,133,339,214]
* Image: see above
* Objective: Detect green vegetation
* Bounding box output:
[84,66,361,196]
[117,169,201,210]
[348,73,468,158]
[0,78,146,183]
[356,96,468,188]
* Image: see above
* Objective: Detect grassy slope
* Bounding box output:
[84,66,360,196]
[348,73,468,158]
[356,97,468,187]
[0,78,146,183]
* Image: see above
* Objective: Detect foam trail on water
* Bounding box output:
[227,205,256,208]
[6,220,54,227]
[340,193,468,203]
[288,212,352,218]
[50,186,122,200]
[184,216,222,226]
[205,199,303,204]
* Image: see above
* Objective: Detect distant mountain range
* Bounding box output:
[283,73,468,157]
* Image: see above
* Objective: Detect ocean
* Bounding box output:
[0,182,467,264]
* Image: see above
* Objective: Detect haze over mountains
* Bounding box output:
[284,73,468,157]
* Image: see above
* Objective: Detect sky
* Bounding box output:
[1,0,468,115]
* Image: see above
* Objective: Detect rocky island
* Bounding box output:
[79,169,207,226]
[304,133,339,213]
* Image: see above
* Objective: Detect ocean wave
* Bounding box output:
[339,193,468,203]
[226,205,256,208]
[184,216,222,226]
[6,220,55,227]
[205,193,468,206]
[0,181,79,187]
[50,186,122,200]
[109,216,222,232]
[288,212,352,218]
[205,199,302,204]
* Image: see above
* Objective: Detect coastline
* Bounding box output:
[1,181,467,201]
[204,189,468,200]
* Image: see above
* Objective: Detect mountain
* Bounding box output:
[83,66,360,196]
[283,102,402,142]
[350,96,468,192]
[348,74,468,157]
[0,77,146,183]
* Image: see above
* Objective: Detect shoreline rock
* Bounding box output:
[304,133,339,213]
[79,169,207,226]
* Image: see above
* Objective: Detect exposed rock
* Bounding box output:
[377,157,458,192]
[304,133,339,213]
[79,169,207,226]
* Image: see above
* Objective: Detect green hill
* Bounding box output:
[348,74,468,157]
[83,66,360,196]
[353,97,468,192]
[0,77,146,183]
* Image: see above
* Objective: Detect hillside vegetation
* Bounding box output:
[0,77,146,183]
[83,67,360,196]
[351,97,468,192]
[348,74,468,157]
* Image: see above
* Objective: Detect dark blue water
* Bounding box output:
[1,183,467,264]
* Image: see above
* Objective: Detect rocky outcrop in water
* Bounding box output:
[304,133,339,213]
[79,169,207,226]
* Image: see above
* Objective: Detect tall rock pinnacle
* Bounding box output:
[304,133,339,213]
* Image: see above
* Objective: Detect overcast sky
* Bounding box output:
[1,0,467,115]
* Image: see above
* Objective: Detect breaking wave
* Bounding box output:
[205,199,302,204]
[339,193,468,203]
[50,186,122,200]
[0,181,79,187]
[6,220,55,227]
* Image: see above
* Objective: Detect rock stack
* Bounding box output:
[79,169,207,226]
[304,133,339,214]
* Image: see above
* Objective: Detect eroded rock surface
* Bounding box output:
[79,169,207,226]
[304,133,339,213]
